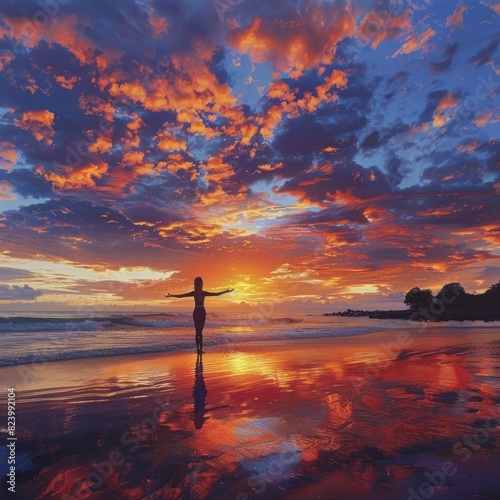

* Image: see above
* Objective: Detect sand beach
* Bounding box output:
[1,325,499,499]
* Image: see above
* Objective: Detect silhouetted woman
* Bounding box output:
[166,277,234,353]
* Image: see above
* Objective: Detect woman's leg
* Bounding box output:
[193,308,206,353]
[197,308,206,352]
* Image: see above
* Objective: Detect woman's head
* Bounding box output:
[194,277,203,292]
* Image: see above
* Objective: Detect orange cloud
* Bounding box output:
[436,93,460,111]
[0,181,15,201]
[55,75,79,90]
[239,123,259,145]
[197,187,225,207]
[316,69,348,100]
[296,92,323,113]
[204,156,235,184]
[87,135,113,155]
[188,118,220,139]
[222,107,260,144]
[2,15,97,65]
[122,151,144,166]
[432,93,460,127]
[155,129,187,151]
[37,160,108,191]
[120,129,141,150]
[0,50,14,70]
[159,154,198,181]
[79,95,115,122]
[417,204,462,217]
[392,28,436,58]
[257,69,348,134]
[0,16,40,47]
[19,74,38,95]
[298,176,330,187]
[306,162,334,175]
[432,115,447,128]
[148,10,168,36]
[257,80,297,137]
[267,80,296,101]
[48,47,246,196]
[14,110,55,144]
[446,4,467,29]
[197,184,246,207]
[358,9,413,48]
[258,105,284,140]
[99,58,237,144]
[406,122,430,137]
[258,162,284,172]
[227,3,356,76]
[457,140,480,153]
[156,219,223,244]
[127,114,144,132]
[99,151,158,190]
[473,110,499,127]
[0,142,18,172]
[95,54,110,73]
[108,80,147,103]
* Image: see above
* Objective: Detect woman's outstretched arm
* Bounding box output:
[204,288,234,297]
[165,291,194,298]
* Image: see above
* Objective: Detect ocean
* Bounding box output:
[0,311,494,367]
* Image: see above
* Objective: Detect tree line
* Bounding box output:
[404,281,500,312]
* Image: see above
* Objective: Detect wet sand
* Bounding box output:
[1,326,500,499]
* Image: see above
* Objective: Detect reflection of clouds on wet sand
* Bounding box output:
[5,330,500,498]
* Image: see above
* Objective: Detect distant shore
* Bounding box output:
[324,308,500,322]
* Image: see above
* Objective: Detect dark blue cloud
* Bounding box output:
[360,130,381,150]
[0,198,151,269]
[421,139,500,186]
[0,267,37,280]
[469,37,499,67]
[209,46,230,85]
[418,90,448,122]
[0,168,54,199]
[0,284,41,300]
[430,42,458,73]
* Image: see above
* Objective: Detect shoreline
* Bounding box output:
[1,320,500,369]
[325,309,500,322]
[2,324,499,395]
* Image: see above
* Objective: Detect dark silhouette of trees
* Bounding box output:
[326,280,499,321]
[483,281,500,310]
[436,282,466,308]
[405,280,499,313]
[404,287,434,310]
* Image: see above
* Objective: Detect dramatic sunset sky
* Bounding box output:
[0,0,498,312]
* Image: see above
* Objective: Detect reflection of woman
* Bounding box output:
[166,277,234,354]
[192,355,231,429]
[192,356,208,429]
